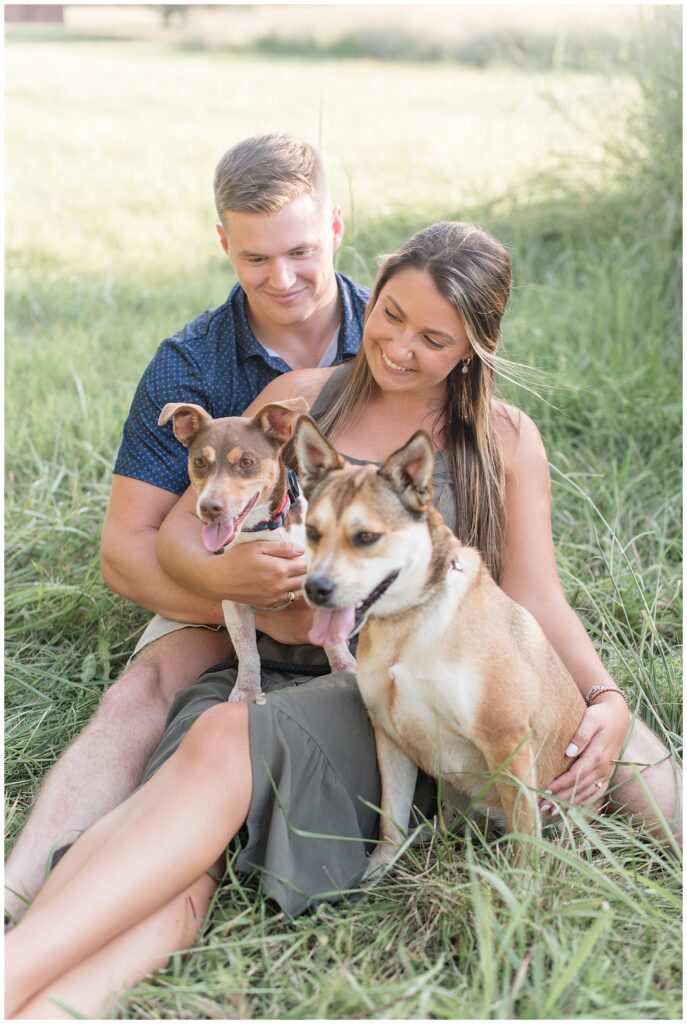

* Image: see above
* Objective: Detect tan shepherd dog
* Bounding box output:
[294,417,587,876]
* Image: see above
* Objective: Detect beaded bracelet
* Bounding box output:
[585,684,629,706]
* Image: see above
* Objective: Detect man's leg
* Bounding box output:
[609,717,682,851]
[4,626,231,923]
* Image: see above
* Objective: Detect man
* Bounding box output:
[5,133,369,923]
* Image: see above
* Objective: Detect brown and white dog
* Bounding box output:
[293,416,586,875]
[158,400,355,702]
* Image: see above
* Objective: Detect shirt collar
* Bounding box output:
[233,273,360,369]
[337,274,364,359]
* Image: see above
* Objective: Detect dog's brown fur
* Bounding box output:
[157,400,354,702]
[294,417,586,873]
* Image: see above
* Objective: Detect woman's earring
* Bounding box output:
[461,357,472,375]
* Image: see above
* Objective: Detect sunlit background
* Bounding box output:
[5,5,682,1020]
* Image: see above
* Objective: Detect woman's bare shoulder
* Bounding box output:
[243,367,337,416]
[493,400,546,470]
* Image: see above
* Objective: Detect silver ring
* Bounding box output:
[594,780,604,789]
[287,590,295,605]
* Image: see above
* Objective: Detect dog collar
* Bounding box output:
[244,490,291,533]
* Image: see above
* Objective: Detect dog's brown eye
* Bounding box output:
[239,456,256,470]
[354,531,381,547]
[306,525,321,543]
[193,457,207,470]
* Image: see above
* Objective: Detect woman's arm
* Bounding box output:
[497,406,631,805]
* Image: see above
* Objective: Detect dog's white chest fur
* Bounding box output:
[357,574,497,808]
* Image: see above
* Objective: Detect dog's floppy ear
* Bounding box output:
[293,415,344,498]
[253,397,310,445]
[380,431,434,513]
[158,403,213,446]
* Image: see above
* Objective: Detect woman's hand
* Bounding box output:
[542,697,631,811]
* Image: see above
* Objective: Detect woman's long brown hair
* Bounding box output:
[318,222,512,580]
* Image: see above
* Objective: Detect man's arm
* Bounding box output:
[101,475,313,643]
[100,475,225,624]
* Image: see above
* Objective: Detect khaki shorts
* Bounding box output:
[130,614,225,661]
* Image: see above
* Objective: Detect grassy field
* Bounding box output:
[5,8,682,1020]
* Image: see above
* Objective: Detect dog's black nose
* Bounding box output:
[305,575,335,606]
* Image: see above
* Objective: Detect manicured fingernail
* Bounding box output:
[544,789,552,795]
[541,802,552,813]
[565,743,578,757]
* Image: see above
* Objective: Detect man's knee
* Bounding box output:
[97,659,169,722]
[131,627,232,703]
[614,718,673,785]
[610,717,681,821]
[100,627,229,714]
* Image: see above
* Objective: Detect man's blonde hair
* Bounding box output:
[214,132,328,219]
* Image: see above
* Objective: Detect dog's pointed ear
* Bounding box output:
[253,397,310,445]
[380,431,434,512]
[293,416,344,498]
[158,403,213,446]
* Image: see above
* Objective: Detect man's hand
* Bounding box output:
[254,596,316,646]
[217,540,307,608]
[156,487,310,609]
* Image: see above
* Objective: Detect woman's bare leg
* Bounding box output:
[5,702,250,1018]
[609,717,682,850]
[12,870,219,1019]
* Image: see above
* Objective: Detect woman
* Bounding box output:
[5,223,680,1019]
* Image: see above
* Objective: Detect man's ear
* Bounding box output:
[216,223,230,256]
[293,416,345,498]
[158,403,213,447]
[380,431,434,513]
[252,398,311,445]
[331,204,344,252]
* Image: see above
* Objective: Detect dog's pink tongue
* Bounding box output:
[308,606,356,647]
[202,520,237,552]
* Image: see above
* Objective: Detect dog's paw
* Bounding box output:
[361,848,396,885]
[227,686,261,704]
[228,669,263,703]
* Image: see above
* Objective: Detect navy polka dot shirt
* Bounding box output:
[113,273,369,495]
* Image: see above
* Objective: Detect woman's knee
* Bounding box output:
[177,702,250,776]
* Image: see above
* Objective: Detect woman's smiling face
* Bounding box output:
[363,267,472,400]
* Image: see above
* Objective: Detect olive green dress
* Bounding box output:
[142,365,458,916]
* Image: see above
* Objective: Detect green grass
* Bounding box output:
[5,10,682,1020]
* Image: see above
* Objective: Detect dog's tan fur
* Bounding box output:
[294,417,586,873]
